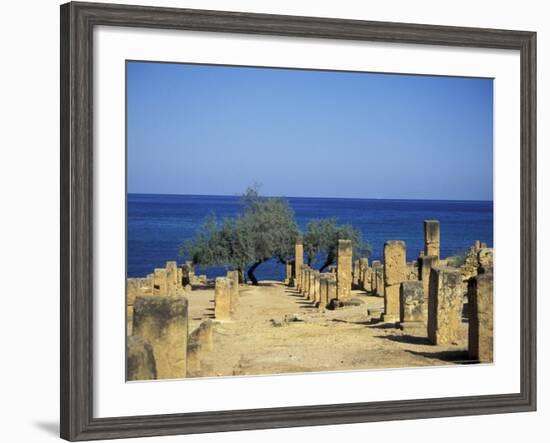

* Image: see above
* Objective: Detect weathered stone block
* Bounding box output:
[127,278,139,306]
[319,274,329,308]
[285,261,292,285]
[195,319,214,352]
[313,270,321,303]
[418,255,439,322]
[127,335,157,381]
[166,261,178,296]
[478,248,493,274]
[383,284,400,323]
[427,267,463,345]
[153,268,168,296]
[400,280,425,331]
[132,295,188,379]
[359,258,370,291]
[227,270,239,313]
[337,239,352,299]
[468,272,493,362]
[187,342,201,375]
[384,240,407,286]
[214,277,231,321]
[327,277,337,302]
[424,220,441,258]
[295,239,304,288]
[353,260,360,286]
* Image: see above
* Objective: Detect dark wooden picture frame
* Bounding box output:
[60,2,537,441]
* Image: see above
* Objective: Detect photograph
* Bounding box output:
[125,61,494,381]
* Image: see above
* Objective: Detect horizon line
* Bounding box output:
[127,191,493,203]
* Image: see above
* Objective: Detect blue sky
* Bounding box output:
[127,61,493,201]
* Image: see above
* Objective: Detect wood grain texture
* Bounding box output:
[60,2,537,441]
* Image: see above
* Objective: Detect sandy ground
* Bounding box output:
[185,281,471,378]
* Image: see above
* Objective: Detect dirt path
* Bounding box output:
[186,281,470,378]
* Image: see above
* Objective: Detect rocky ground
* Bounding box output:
[185,281,471,378]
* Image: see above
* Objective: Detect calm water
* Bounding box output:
[127,193,493,280]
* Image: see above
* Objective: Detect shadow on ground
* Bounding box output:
[374,334,431,345]
[405,349,475,364]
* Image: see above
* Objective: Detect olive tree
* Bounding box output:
[303,218,371,272]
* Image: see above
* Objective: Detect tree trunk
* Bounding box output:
[318,255,334,273]
[247,260,264,286]
[237,268,245,284]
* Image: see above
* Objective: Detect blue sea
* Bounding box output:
[127,193,493,280]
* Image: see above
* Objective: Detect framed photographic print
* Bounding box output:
[60,1,537,441]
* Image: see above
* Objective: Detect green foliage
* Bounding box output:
[303,218,371,271]
[180,186,299,284]
[447,249,469,267]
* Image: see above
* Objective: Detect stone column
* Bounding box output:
[337,239,352,299]
[468,271,493,362]
[319,274,329,309]
[227,270,239,314]
[370,260,381,295]
[214,277,231,320]
[306,267,312,299]
[399,280,425,333]
[418,255,439,323]
[295,239,304,288]
[424,220,441,259]
[383,240,408,323]
[176,268,184,294]
[427,267,463,345]
[313,270,321,303]
[153,268,168,296]
[132,295,188,379]
[285,261,293,285]
[309,269,316,301]
[353,260,360,287]
[166,261,178,296]
[327,277,337,302]
[359,258,370,291]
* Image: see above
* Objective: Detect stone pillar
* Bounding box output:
[353,260,360,287]
[424,220,441,259]
[166,261,178,296]
[359,258,370,291]
[132,295,188,379]
[306,267,312,299]
[285,261,293,285]
[176,268,184,294]
[295,239,304,288]
[337,239,352,299]
[309,269,316,301]
[227,270,239,314]
[313,270,321,303]
[399,280,425,333]
[427,267,463,345]
[327,277,337,302]
[418,255,439,323]
[468,272,493,362]
[214,277,231,320]
[370,260,381,295]
[196,319,214,352]
[383,240,407,323]
[153,268,168,296]
[182,261,195,286]
[127,335,157,381]
[319,274,329,309]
